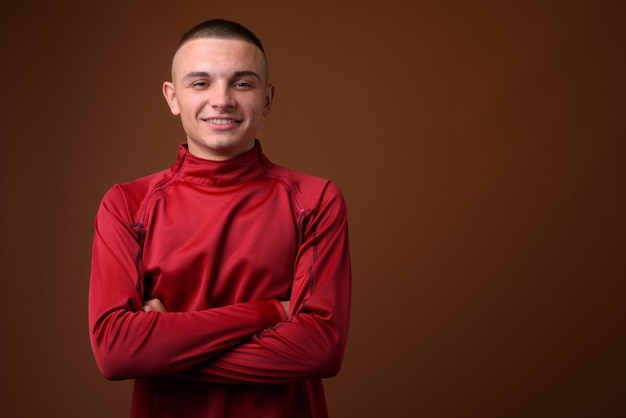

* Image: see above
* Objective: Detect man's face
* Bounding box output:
[163,38,274,160]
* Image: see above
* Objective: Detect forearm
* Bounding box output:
[178,309,348,384]
[89,299,284,380]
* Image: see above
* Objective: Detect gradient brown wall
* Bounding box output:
[1,1,624,417]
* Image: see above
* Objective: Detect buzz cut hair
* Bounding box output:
[177,18,265,54]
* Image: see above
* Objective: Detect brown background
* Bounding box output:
[1,0,624,417]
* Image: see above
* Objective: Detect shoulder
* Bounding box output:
[98,166,176,219]
[265,162,347,213]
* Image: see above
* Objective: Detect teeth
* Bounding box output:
[207,118,236,125]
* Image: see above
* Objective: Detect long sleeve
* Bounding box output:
[179,181,352,384]
[88,185,285,381]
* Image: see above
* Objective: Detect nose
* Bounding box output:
[209,83,236,110]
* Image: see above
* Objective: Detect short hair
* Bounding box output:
[177,18,265,53]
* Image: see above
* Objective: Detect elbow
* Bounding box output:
[303,311,349,378]
[319,339,346,378]
[92,337,161,381]
[310,324,347,378]
[89,312,148,381]
[92,340,159,381]
[91,339,138,381]
[97,361,130,381]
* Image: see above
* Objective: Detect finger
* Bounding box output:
[143,298,159,313]
[143,298,167,313]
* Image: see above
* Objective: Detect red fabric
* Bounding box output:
[89,141,351,418]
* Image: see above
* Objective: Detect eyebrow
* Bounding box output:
[182,70,262,81]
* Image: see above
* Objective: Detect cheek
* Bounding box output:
[178,93,206,111]
[178,103,204,121]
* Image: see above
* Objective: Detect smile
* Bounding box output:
[206,118,239,125]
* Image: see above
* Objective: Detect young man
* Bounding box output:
[88,18,351,418]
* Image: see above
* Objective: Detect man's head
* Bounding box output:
[163,19,274,161]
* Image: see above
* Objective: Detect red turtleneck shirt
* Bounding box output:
[88,141,351,418]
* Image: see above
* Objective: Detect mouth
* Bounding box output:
[204,118,240,125]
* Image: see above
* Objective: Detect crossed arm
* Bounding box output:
[90,182,351,384]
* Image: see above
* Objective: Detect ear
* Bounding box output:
[162,81,180,115]
[263,83,275,116]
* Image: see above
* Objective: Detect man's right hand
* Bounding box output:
[143,298,167,313]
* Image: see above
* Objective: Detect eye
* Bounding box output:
[233,81,254,89]
[192,80,209,89]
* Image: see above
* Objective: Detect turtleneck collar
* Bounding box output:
[172,139,269,187]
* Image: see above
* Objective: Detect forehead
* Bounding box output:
[172,37,267,80]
